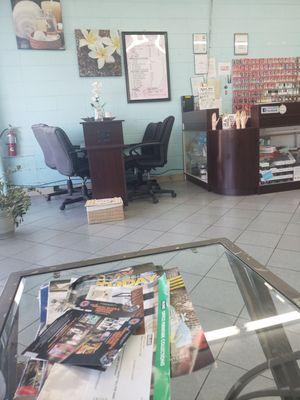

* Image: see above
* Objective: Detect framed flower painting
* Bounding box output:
[75,29,122,77]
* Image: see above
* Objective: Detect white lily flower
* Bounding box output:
[79,29,101,49]
[101,31,121,55]
[88,45,115,70]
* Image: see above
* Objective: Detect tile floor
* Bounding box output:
[1,180,300,295]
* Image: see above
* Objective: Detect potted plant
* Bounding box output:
[0,167,31,237]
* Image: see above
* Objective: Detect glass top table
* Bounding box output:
[0,238,300,400]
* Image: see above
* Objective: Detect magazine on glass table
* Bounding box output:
[37,274,170,400]
[13,359,49,400]
[16,262,214,400]
[24,308,143,370]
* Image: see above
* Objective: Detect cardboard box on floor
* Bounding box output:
[85,197,124,224]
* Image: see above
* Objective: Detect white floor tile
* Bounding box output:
[206,254,237,283]
[180,271,204,292]
[0,258,37,280]
[37,248,94,266]
[234,201,267,210]
[236,243,274,265]
[141,218,179,232]
[256,211,292,223]
[165,249,220,276]
[12,243,63,263]
[213,216,252,230]
[99,225,135,239]
[224,208,260,220]
[264,201,298,213]
[146,232,196,248]
[236,230,281,249]
[171,368,209,400]
[284,223,300,237]
[190,277,244,316]
[201,226,243,242]
[247,219,287,234]
[95,239,145,257]
[194,205,231,217]
[168,221,210,236]
[268,248,300,271]
[277,234,300,252]
[267,266,300,291]
[197,360,272,400]
[123,228,163,244]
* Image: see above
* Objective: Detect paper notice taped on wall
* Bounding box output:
[194,54,208,74]
[198,85,215,110]
[190,76,206,96]
[208,57,217,79]
[218,62,231,76]
[207,79,221,99]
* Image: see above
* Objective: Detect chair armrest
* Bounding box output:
[123,142,141,149]
[70,148,87,159]
[128,142,161,156]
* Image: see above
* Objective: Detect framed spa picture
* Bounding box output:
[193,33,207,54]
[122,31,171,102]
[10,0,65,50]
[234,33,248,55]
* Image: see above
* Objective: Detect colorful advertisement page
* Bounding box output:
[166,268,214,377]
[77,285,146,334]
[14,359,48,400]
[24,309,142,370]
[37,333,154,400]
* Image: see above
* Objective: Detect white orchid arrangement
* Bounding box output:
[79,29,120,70]
[90,81,105,114]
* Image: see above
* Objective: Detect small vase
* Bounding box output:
[94,108,104,121]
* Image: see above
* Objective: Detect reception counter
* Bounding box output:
[182,101,300,195]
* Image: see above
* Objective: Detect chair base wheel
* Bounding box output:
[172,192,177,198]
[60,204,66,210]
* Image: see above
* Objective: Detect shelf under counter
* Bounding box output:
[185,172,209,189]
[258,179,300,193]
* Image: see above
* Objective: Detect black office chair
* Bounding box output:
[32,124,69,200]
[32,124,91,210]
[124,121,162,170]
[125,116,176,204]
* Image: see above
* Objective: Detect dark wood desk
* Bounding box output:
[81,120,127,203]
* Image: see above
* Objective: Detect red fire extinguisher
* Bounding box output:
[0,125,17,157]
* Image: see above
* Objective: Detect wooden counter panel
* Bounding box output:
[207,128,259,195]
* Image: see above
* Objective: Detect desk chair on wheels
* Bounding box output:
[125,116,176,204]
[32,124,91,210]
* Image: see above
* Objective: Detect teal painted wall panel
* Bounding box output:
[1,0,300,185]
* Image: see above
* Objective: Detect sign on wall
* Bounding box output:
[75,29,122,77]
[122,32,171,102]
[10,0,65,50]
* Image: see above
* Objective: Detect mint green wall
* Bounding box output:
[1,0,300,185]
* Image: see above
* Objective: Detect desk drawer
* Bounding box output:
[83,121,123,146]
